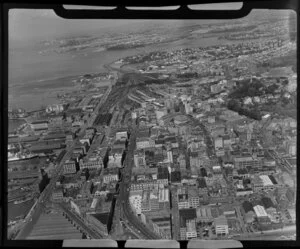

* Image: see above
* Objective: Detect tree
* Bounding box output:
[227,99,240,112]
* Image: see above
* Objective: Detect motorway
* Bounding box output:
[234,206,248,236]
[119,220,143,239]
[58,203,105,239]
[266,149,294,175]
[170,186,180,240]
[117,122,161,240]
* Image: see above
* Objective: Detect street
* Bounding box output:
[58,203,105,239]
[117,124,161,239]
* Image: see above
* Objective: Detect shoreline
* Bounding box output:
[9,33,284,111]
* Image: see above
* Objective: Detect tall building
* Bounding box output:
[63,160,78,175]
[186,219,197,239]
[214,136,223,150]
[134,150,146,168]
[151,217,172,239]
[233,155,262,169]
[178,194,189,209]
[214,215,229,236]
[286,141,296,156]
[79,158,103,171]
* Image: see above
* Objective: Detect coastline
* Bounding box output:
[9,35,245,111]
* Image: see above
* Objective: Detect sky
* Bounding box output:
[9,4,294,45]
[8,3,243,43]
[9,9,145,43]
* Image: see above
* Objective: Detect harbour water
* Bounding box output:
[8,199,35,222]
[8,119,26,133]
[9,35,240,111]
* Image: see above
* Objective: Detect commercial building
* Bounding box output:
[188,187,200,208]
[178,194,190,209]
[157,167,169,186]
[149,191,160,210]
[134,150,146,168]
[30,120,49,131]
[136,137,151,149]
[259,175,275,190]
[214,215,229,236]
[52,187,64,202]
[233,155,262,169]
[79,158,103,170]
[108,148,123,168]
[253,205,269,223]
[151,217,172,239]
[80,180,94,198]
[63,160,78,175]
[158,187,170,209]
[196,206,213,222]
[115,131,128,141]
[103,168,119,184]
[113,140,126,150]
[129,191,143,215]
[214,136,223,150]
[186,219,197,239]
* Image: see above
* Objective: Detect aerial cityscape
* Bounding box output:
[7,8,296,241]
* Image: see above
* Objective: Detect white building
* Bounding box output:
[46,104,64,113]
[178,194,190,209]
[259,175,275,191]
[158,188,169,203]
[134,151,146,168]
[90,198,98,210]
[79,158,103,171]
[63,160,77,175]
[186,219,197,239]
[30,121,48,131]
[136,138,151,149]
[214,215,229,236]
[132,112,137,119]
[129,191,143,215]
[214,136,223,150]
[108,149,123,168]
[103,168,119,184]
[116,131,128,141]
[167,150,173,163]
[253,205,268,218]
[155,110,166,121]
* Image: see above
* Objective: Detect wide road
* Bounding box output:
[117,124,160,240]
[58,203,105,239]
[234,206,248,236]
[170,186,180,240]
[266,149,294,175]
[14,144,76,239]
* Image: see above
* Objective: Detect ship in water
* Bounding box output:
[8,152,38,162]
[13,196,33,205]
[8,142,38,162]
